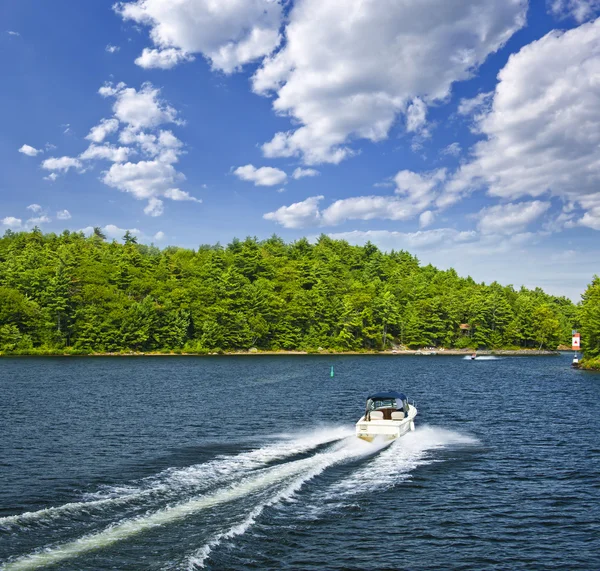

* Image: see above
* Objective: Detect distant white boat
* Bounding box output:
[356,391,417,442]
[572,355,580,368]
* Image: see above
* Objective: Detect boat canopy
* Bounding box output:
[367,391,406,401]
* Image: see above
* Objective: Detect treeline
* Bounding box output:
[580,276,600,369]
[0,228,581,354]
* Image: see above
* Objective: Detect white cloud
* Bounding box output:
[263,195,324,228]
[115,0,282,73]
[135,47,194,69]
[44,173,58,182]
[548,0,600,22]
[321,196,420,226]
[144,197,164,217]
[26,204,42,213]
[419,210,435,228]
[457,91,493,116]
[104,224,142,240]
[106,44,120,53]
[99,82,180,131]
[2,217,22,228]
[80,144,133,163]
[154,230,165,241]
[266,168,447,228]
[163,188,201,202]
[26,216,51,226]
[234,164,287,186]
[441,142,462,157]
[19,144,42,157]
[103,159,184,200]
[86,118,120,143]
[56,210,71,220]
[292,167,319,180]
[477,201,551,235]
[329,228,478,252]
[254,0,526,164]
[7,31,20,37]
[406,98,427,133]
[41,156,83,173]
[444,19,600,226]
[80,225,142,240]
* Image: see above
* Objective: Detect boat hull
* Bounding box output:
[355,405,417,442]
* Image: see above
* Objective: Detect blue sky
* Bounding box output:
[2,0,600,300]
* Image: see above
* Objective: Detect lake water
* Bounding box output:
[1,354,599,570]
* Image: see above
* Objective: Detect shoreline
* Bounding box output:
[0,349,562,358]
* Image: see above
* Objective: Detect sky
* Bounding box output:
[2,0,600,300]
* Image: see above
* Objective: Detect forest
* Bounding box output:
[0,228,592,355]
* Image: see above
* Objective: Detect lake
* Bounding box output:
[1,354,599,570]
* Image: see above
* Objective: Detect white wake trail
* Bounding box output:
[1,435,363,571]
[186,436,389,569]
[315,426,479,504]
[0,427,351,531]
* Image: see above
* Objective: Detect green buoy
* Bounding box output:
[330,365,334,378]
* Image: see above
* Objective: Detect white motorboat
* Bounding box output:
[355,391,417,442]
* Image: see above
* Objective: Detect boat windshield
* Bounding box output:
[370,398,396,410]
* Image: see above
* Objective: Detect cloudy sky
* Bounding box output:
[2,0,600,299]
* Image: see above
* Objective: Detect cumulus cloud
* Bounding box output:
[40,81,198,216]
[86,118,120,143]
[254,0,526,164]
[80,144,133,163]
[443,18,600,227]
[115,0,283,73]
[135,47,195,69]
[263,195,324,228]
[457,91,493,116]
[99,82,180,131]
[44,173,58,182]
[103,159,185,200]
[2,217,22,228]
[265,168,447,228]
[477,201,551,235]
[41,156,83,173]
[19,144,42,157]
[154,230,165,241]
[144,197,164,217]
[292,167,319,180]
[56,210,71,220]
[163,188,202,202]
[441,142,462,157]
[106,44,120,53]
[26,204,42,213]
[27,216,51,226]
[548,0,600,21]
[419,210,435,228]
[234,164,287,186]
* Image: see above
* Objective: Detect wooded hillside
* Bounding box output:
[0,229,579,354]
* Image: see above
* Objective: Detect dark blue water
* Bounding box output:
[1,354,599,570]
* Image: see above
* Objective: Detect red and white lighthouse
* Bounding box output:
[572,330,581,351]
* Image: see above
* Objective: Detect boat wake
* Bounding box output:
[463,355,501,360]
[0,427,477,571]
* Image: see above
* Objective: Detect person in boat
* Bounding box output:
[364,391,408,421]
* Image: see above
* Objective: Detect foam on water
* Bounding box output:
[186,436,390,569]
[1,433,364,571]
[316,426,479,504]
[0,427,351,531]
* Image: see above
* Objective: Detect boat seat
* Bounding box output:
[369,411,384,420]
[391,411,405,420]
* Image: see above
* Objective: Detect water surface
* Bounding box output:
[1,354,599,570]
